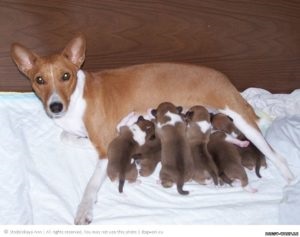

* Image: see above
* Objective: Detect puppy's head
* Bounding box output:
[211,113,241,137]
[151,102,183,125]
[135,116,156,141]
[185,105,210,123]
[10,34,86,118]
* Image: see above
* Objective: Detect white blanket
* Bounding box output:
[0,88,300,224]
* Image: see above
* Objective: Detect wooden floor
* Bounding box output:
[0,0,299,92]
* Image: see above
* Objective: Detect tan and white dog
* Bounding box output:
[10,34,294,224]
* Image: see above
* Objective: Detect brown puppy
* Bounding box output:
[133,117,161,177]
[107,125,138,193]
[152,102,193,195]
[208,131,257,192]
[107,116,161,193]
[185,106,219,185]
[211,113,267,178]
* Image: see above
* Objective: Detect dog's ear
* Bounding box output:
[176,106,183,114]
[151,109,157,117]
[185,111,194,120]
[62,33,86,68]
[209,113,215,122]
[227,115,233,122]
[10,43,39,77]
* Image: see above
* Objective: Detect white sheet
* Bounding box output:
[0,88,299,224]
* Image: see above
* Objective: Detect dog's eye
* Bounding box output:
[62,72,70,81]
[35,76,45,85]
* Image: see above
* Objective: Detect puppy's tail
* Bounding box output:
[255,157,262,178]
[118,179,125,193]
[177,178,189,195]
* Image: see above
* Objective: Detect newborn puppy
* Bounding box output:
[107,124,139,193]
[185,105,219,185]
[152,102,193,195]
[208,131,257,192]
[211,113,267,178]
[134,117,161,177]
[108,116,161,193]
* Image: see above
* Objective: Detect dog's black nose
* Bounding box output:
[49,102,63,113]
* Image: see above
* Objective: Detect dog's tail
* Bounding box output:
[255,156,262,178]
[177,177,189,195]
[175,144,189,195]
[118,179,125,193]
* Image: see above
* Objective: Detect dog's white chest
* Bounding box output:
[53,70,87,137]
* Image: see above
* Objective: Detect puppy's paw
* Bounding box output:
[139,168,152,177]
[161,180,173,188]
[243,185,258,193]
[239,140,250,147]
[74,200,94,225]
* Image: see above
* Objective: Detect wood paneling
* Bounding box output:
[0,0,299,92]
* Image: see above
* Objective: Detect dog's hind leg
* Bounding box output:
[74,159,108,225]
[220,107,294,182]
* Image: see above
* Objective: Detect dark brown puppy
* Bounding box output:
[208,131,257,192]
[134,117,161,177]
[211,113,267,178]
[185,105,219,185]
[107,116,160,193]
[107,125,138,193]
[152,102,193,195]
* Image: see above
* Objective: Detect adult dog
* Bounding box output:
[11,34,293,224]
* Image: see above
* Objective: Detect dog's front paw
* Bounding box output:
[74,201,94,225]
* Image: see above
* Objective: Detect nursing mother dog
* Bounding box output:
[10,34,294,224]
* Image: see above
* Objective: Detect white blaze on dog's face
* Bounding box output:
[129,124,146,146]
[157,111,183,128]
[10,34,86,118]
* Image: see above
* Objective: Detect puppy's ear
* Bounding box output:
[176,106,183,114]
[209,113,215,122]
[185,111,194,120]
[62,33,86,68]
[10,43,39,77]
[151,109,157,117]
[227,116,233,122]
[137,116,145,121]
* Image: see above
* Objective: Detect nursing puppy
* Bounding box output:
[185,106,218,185]
[208,131,257,192]
[107,126,138,193]
[152,102,193,195]
[108,116,159,192]
[133,117,161,177]
[11,34,293,224]
[211,113,267,178]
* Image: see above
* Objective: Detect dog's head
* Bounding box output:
[211,113,242,137]
[185,105,210,123]
[10,34,86,118]
[135,116,156,141]
[151,102,183,125]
